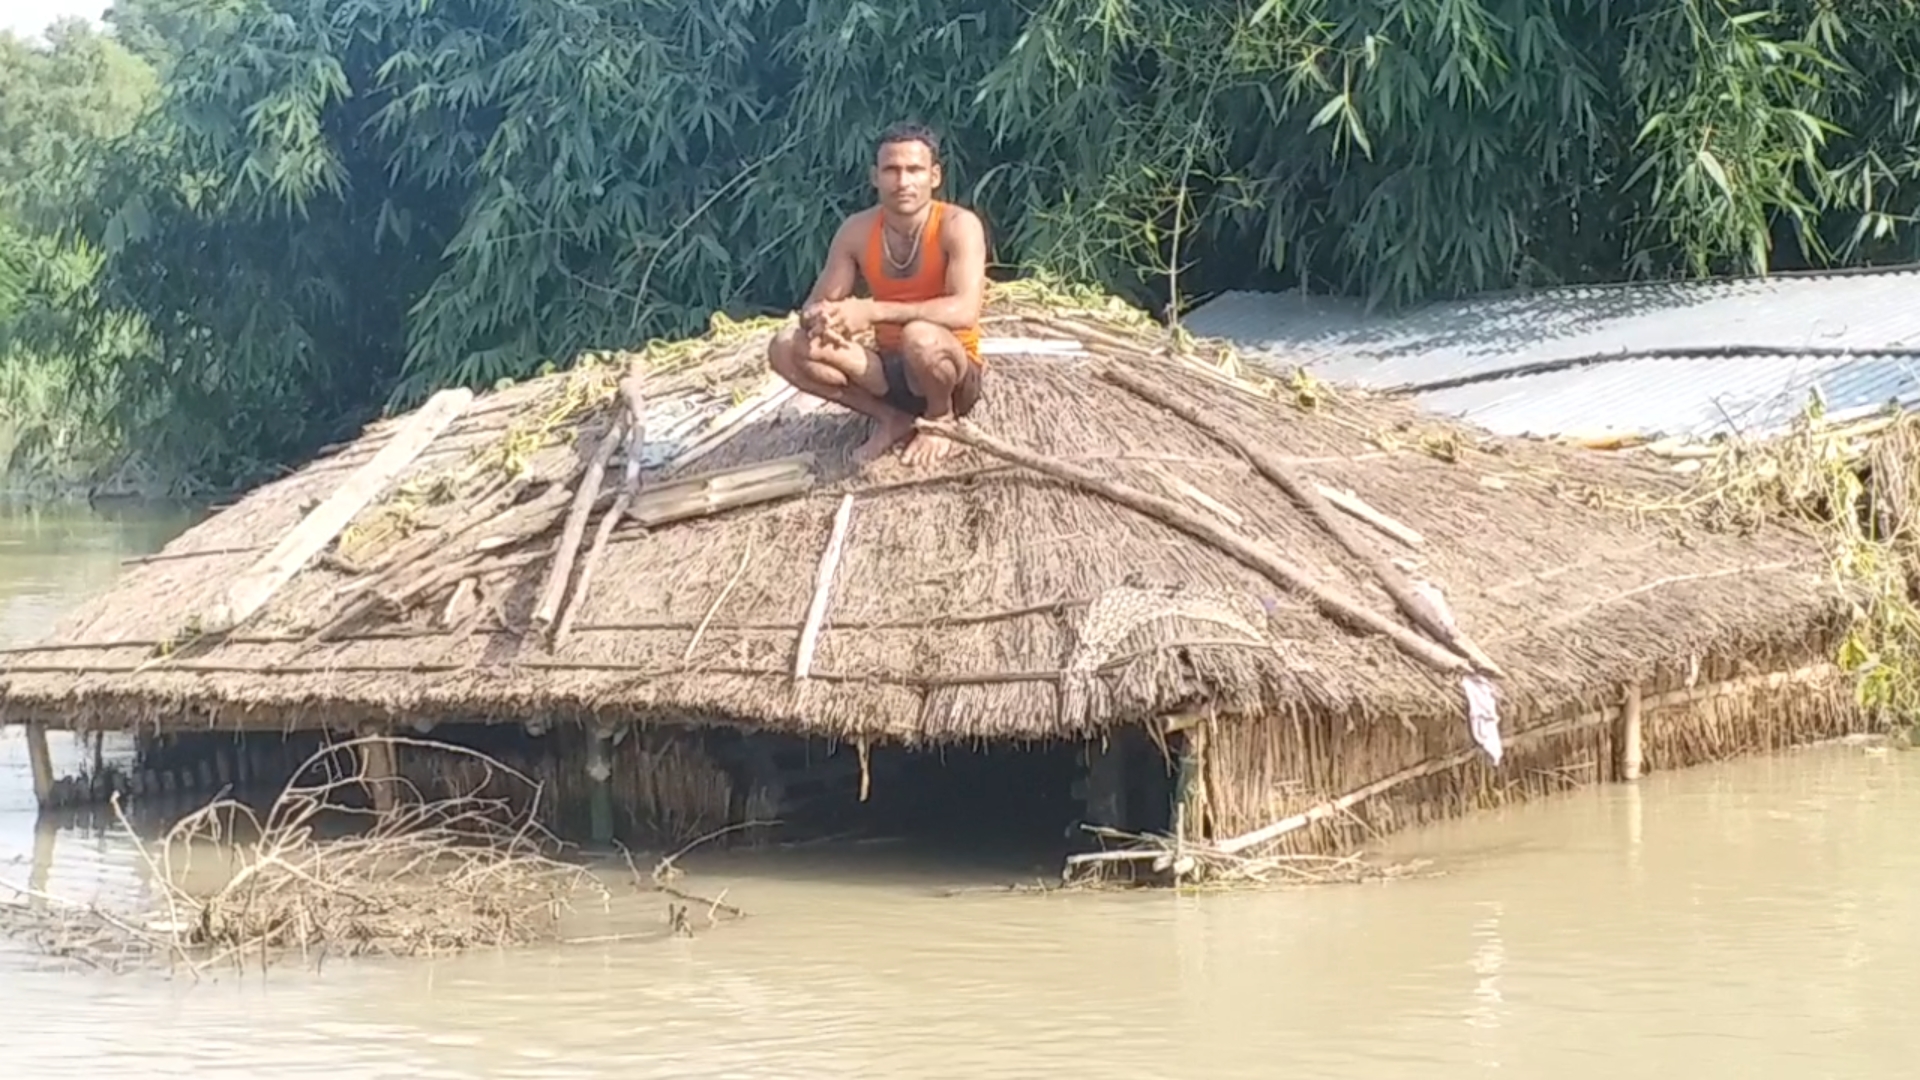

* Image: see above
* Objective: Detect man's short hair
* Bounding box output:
[877,122,941,163]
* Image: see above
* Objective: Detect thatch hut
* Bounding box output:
[0,283,1869,872]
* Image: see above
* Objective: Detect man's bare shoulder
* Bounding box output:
[824,208,875,253]
[841,207,880,234]
[939,203,986,248]
[941,203,985,232]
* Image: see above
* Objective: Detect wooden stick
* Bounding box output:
[121,545,261,567]
[553,503,624,642]
[0,635,1267,687]
[684,539,754,661]
[915,417,1474,677]
[1314,483,1425,548]
[312,485,575,640]
[1619,682,1644,781]
[346,472,520,575]
[317,456,814,640]
[1039,315,1164,358]
[1563,431,1650,452]
[557,362,648,645]
[794,494,856,681]
[668,382,798,476]
[1099,367,1503,677]
[201,387,473,633]
[438,578,478,629]
[24,723,55,809]
[532,418,626,635]
[357,725,398,814]
[0,592,1084,657]
[1167,474,1245,528]
[377,455,809,635]
[464,484,581,556]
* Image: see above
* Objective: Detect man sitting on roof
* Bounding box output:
[767,121,988,467]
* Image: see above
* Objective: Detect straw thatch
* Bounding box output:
[0,283,1848,746]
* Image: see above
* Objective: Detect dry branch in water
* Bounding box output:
[0,879,177,974]
[1059,826,1431,889]
[616,820,769,938]
[139,737,609,972]
[0,738,769,975]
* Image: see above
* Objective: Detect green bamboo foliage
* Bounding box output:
[37,0,1920,487]
[0,24,157,488]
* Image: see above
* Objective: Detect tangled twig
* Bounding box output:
[618,818,777,935]
[1059,825,1434,889]
[142,736,609,973]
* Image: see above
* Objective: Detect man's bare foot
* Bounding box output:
[853,415,915,464]
[899,429,959,468]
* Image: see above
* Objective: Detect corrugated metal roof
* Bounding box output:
[1184,267,1920,439]
[1415,352,1920,440]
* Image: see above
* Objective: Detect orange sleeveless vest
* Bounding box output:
[859,201,983,364]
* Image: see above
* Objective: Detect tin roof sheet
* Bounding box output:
[1184,267,1920,439]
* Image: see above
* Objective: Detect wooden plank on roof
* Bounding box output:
[199,387,475,634]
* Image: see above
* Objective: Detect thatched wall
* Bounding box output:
[0,286,1850,760]
[1201,650,1868,854]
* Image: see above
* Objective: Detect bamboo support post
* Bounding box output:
[914,417,1474,677]
[29,815,55,896]
[1168,726,1209,885]
[557,361,649,645]
[1098,366,1503,677]
[585,726,615,845]
[1081,735,1131,830]
[532,417,627,635]
[202,387,473,634]
[23,723,55,810]
[795,494,856,681]
[1619,682,1644,781]
[213,741,234,788]
[356,728,399,814]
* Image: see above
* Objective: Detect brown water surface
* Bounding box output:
[3,501,1917,1078]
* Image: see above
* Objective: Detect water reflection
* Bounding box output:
[2,504,1919,1078]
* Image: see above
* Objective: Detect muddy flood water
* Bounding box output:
[4,501,1920,1078]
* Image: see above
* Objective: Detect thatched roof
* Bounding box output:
[0,284,1846,744]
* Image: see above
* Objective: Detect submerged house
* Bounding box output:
[0,285,1871,870]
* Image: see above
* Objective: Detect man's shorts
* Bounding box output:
[878,351,984,418]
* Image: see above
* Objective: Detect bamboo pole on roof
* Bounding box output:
[201,387,474,634]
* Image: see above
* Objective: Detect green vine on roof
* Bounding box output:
[1662,395,1920,740]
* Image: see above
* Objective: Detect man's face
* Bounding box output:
[872,139,940,216]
